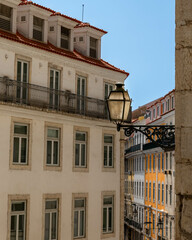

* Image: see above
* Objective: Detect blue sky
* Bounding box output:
[37,0,175,110]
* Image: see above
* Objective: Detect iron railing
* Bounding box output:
[125,144,141,154]
[0,77,109,120]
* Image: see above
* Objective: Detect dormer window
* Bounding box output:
[0,4,11,32]
[33,16,44,41]
[90,37,97,58]
[61,26,70,50]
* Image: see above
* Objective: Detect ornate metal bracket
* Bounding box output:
[117,123,175,151]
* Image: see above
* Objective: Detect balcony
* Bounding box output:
[125,144,141,154]
[124,217,142,231]
[143,142,158,151]
[0,77,108,120]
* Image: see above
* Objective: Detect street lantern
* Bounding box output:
[107,83,131,124]
[107,83,175,151]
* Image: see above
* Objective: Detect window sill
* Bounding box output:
[10,164,31,171]
[44,165,62,171]
[101,232,115,239]
[73,167,89,172]
[102,167,116,173]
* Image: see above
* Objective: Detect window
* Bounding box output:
[75,131,87,168]
[149,182,151,201]
[0,3,11,31]
[137,182,138,197]
[79,36,84,42]
[149,213,151,231]
[153,213,155,233]
[145,210,148,223]
[33,16,44,41]
[157,106,160,116]
[149,155,151,172]
[142,156,144,171]
[46,128,60,166]
[44,199,58,240]
[166,99,170,111]
[171,96,174,109]
[104,135,114,167]
[74,198,86,238]
[10,201,26,240]
[153,182,155,202]
[166,153,168,170]
[146,156,148,172]
[166,184,168,205]
[170,152,172,170]
[61,26,70,49]
[77,76,86,113]
[162,103,165,114]
[170,185,172,205]
[153,154,155,172]
[162,153,164,171]
[142,182,144,198]
[162,183,164,204]
[17,60,29,102]
[153,108,156,119]
[49,69,60,108]
[13,124,28,165]
[158,154,160,171]
[103,196,114,234]
[139,182,141,198]
[146,181,148,200]
[158,183,160,203]
[170,221,172,239]
[166,216,168,237]
[90,37,97,58]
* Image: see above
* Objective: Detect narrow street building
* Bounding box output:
[124,90,175,240]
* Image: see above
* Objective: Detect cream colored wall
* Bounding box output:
[0,37,126,100]
[0,104,120,240]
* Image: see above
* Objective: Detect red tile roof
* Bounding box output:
[19,0,55,13]
[50,12,81,24]
[75,23,107,34]
[0,29,129,76]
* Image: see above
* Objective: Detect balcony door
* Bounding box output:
[50,69,60,108]
[17,60,29,102]
[77,76,86,113]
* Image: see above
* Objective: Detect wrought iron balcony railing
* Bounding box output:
[125,144,141,154]
[0,77,109,120]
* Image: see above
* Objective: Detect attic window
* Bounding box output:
[33,16,44,41]
[79,36,83,42]
[0,3,12,32]
[49,26,54,32]
[21,16,26,22]
[61,26,70,50]
[90,37,97,58]
[74,37,76,42]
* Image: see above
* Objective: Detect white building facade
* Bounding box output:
[0,1,128,239]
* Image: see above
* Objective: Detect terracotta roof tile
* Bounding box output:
[19,0,55,13]
[0,29,129,76]
[75,22,107,34]
[50,12,81,24]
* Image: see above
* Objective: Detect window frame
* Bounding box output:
[44,199,58,240]
[102,130,116,172]
[7,195,30,240]
[33,15,44,41]
[73,126,89,172]
[43,194,61,240]
[10,118,32,170]
[101,191,115,238]
[44,122,63,171]
[104,134,114,168]
[72,193,88,240]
